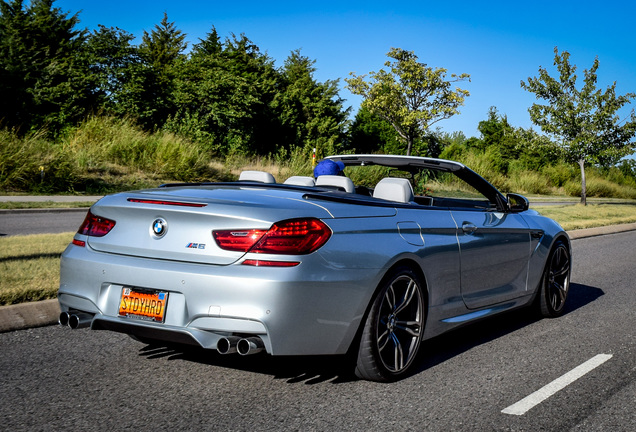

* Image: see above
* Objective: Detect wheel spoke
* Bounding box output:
[553,280,567,302]
[394,279,417,315]
[395,320,421,337]
[384,285,396,311]
[378,328,390,351]
[549,277,568,309]
[390,332,404,371]
[553,258,570,278]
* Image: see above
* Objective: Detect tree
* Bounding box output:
[345,48,470,156]
[347,106,401,154]
[0,0,90,134]
[521,47,636,204]
[135,12,187,129]
[168,30,279,155]
[84,25,139,114]
[273,50,349,157]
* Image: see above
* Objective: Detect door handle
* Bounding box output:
[462,222,477,234]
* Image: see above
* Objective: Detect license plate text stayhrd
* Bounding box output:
[119,288,168,323]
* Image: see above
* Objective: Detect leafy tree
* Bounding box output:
[0,0,90,134]
[168,30,278,155]
[84,25,139,113]
[139,12,187,70]
[348,106,402,154]
[521,47,636,204]
[273,50,349,157]
[345,48,470,156]
[134,12,187,129]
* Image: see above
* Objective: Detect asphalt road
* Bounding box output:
[1,231,635,431]
[0,209,87,236]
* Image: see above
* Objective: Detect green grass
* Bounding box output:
[0,232,74,306]
[534,204,636,231]
[0,201,95,210]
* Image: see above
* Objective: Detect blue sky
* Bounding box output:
[56,0,636,138]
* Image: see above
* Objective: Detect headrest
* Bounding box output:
[373,178,414,203]
[283,176,315,186]
[315,175,355,193]
[239,170,276,183]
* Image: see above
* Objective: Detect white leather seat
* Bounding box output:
[283,176,315,186]
[239,170,276,183]
[373,178,414,203]
[315,175,355,193]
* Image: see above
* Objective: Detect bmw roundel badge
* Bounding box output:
[152,218,167,237]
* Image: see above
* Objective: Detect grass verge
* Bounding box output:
[0,201,95,210]
[0,232,73,306]
[534,204,636,231]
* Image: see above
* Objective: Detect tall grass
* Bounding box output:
[63,116,210,181]
[0,129,76,192]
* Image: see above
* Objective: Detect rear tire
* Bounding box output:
[355,266,425,382]
[538,240,571,317]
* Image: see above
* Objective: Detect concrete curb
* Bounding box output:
[2,223,636,333]
[566,222,636,240]
[0,299,60,333]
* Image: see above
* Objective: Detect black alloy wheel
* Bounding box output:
[355,266,425,382]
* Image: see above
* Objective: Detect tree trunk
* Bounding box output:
[579,158,587,206]
[406,137,413,156]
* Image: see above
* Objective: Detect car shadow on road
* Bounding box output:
[411,282,604,376]
[136,282,603,385]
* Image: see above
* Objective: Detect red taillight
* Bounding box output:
[77,210,116,237]
[213,218,331,255]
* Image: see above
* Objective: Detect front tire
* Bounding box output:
[355,267,426,382]
[538,240,571,317]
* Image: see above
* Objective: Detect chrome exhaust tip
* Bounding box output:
[237,337,264,356]
[68,312,93,329]
[58,312,70,327]
[217,336,240,355]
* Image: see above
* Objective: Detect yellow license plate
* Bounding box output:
[118,288,168,323]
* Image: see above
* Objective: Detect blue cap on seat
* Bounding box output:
[314,159,345,177]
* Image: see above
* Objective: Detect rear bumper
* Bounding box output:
[58,242,381,355]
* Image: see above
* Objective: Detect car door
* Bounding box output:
[451,208,531,309]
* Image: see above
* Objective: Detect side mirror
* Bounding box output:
[507,193,529,212]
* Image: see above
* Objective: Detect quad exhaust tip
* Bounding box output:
[237,337,264,356]
[59,311,93,329]
[216,336,240,355]
[217,336,264,355]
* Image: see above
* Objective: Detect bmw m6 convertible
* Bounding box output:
[58,154,571,381]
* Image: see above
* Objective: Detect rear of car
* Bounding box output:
[57,184,395,356]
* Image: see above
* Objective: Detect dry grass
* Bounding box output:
[534,204,636,231]
[0,201,95,210]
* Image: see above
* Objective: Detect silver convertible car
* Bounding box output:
[58,154,571,381]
